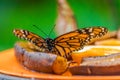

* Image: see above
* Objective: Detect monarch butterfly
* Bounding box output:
[13,27,108,59]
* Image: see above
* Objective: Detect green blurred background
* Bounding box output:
[0,0,120,51]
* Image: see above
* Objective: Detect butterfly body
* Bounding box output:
[45,38,55,51]
[13,27,108,60]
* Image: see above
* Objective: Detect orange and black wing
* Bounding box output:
[53,27,108,58]
[13,29,46,48]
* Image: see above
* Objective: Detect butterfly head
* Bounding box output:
[45,38,55,51]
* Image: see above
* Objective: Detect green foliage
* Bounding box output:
[0,0,119,51]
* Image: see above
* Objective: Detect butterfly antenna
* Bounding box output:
[48,24,56,37]
[33,25,48,37]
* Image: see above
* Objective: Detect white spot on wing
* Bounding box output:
[89,28,93,32]
[20,30,24,33]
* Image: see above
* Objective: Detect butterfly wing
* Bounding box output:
[13,29,46,49]
[53,27,108,58]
